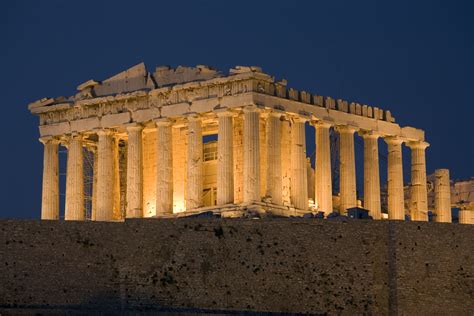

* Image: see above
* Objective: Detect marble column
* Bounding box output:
[96,129,115,221]
[217,110,234,205]
[385,136,405,220]
[407,141,430,221]
[112,137,121,220]
[156,119,173,215]
[243,106,261,203]
[91,147,98,221]
[337,126,357,214]
[40,137,60,220]
[126,124,143,218]
[266,112,282,205]
[360,131,381,220]
[434,168,452,223]
[290,117,308,210]
[65,134,84,221]
[186,114,203,210]
[458,209,474,225]
[314,121,333,214]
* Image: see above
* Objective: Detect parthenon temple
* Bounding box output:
[28,63,473,223]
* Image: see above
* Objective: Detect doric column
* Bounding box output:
[65,134,84,221]
[40,137,60,220]
[186,114,203,210]
[385,136,405,220]
[307,158,315,202]
[314,121,333,214]
[458,209,474,225]
[266,112,282,205]
[434,169,452,223]
[360,131,381,220]
[156,119,173,215]
[112,136,121,220]
[91,147,98,221]
[407,141,430,221]
[216,110,234,205]
[96,129,115,221]
[243,105,261,203]
[290,117,308,210]
[337,125,357,214]
[126,124,143,218]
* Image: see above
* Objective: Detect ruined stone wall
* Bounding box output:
[1,219,472,315]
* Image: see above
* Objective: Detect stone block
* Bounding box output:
[355,103,362,115]
[101,112,131,128]
[70,117,100,132]
[132,108,160,123]
[39,122,71,136]
[349,102,356,114]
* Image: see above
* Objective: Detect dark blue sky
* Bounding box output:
[1,0,472,219]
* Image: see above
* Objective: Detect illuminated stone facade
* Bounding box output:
[29,63,468,222]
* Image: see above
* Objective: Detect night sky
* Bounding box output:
[1,0,473,219]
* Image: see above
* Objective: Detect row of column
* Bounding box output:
[40,107,448,222]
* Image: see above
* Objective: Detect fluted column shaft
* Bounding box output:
[156,120,174,215]
[407,141,429,221]
[217,111,234,205]
[290,117,308,210]
[91,147,98,221]
[315,122,333,214]
[361,132,381,219]
[434,169,452,223]
[40,137,60,220]
[126,125,143,218]
[266,112,282,205]
[243,106,261,203]
[96,130,115,221]
[385,137,405,220]
[65,134,84,220]
[186,115,203,210]
[337,126,357,213]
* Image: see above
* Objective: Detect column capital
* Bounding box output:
[154,118,173,127]
[39,136,60,145]
[335,125,358,134]
[311,120,332,129]
[61,133,84,148]
[358,130,381,139]
[384,136,404,145]
[96,128,114,137]
[290,115,308,124]
[406,140,430,150]
[186,112,202,122]
[214,108,234,117]
[125,123,144,132]
[269,110,284,119]
[242,104,262,113]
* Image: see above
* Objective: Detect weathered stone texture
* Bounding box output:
[172,126,187,213]
[232,115,244,204]
[142,129,157,217]
[1,220,472,315]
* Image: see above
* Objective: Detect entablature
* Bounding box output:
[29,64,424,142]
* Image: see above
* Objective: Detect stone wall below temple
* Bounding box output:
[1,219,473,315]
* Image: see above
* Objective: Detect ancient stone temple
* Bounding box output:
[29,63,467,223]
